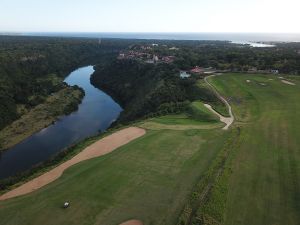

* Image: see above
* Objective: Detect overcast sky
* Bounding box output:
[0,0,299,33]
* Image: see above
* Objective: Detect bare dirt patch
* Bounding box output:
[119,220,143,225]
[204,104,234,130]
[281,80,296,86]
[0,127,146,201]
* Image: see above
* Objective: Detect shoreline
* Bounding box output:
[0,123,124,194]
[0,86,85,152]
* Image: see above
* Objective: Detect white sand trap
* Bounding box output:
[0,127,146,201]
[260,83,266,86]
[268,79,273,81]
[246,80,251,83]
[204,104,234,130]
[279,76,284,79]
[119,220,143,225]
[281,80,296,86]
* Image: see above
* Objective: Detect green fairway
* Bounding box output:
[201,74,300,225]
[139,103,223,131]
[1,73,299,225]
[0,129,230,225]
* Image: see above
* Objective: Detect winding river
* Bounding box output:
[0,66,122,180]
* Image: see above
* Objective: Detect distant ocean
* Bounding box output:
[2,32,300,42]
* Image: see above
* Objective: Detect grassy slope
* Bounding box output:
[188,101,220,122]
[205,74,300,225]
[196,80,230,117]
[139,103,223,130]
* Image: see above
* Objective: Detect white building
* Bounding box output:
[180,71,191,78]
[271,69,279,74]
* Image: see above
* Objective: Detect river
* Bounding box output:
[0,66,122,180]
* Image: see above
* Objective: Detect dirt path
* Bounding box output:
[204,75,234,130]
[119,220,143,225]
[281,80,296,86]
[0,127,146,201]
[204,104,234,130]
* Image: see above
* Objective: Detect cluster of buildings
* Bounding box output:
[248,67,279,74]
[117,51,176,64]
[117,43,180,64]
[117,51,151,60]
[20,54,45,62]
[179,67,217,79]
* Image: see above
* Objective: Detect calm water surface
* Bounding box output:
[0,66,122,179]
[21,32,300,42]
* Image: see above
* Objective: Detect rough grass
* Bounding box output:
[196,80,230,117]
[188,101,220,122]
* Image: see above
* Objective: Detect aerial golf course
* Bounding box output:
[0,74,299,225]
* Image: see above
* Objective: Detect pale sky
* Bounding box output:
[0,0,299,33]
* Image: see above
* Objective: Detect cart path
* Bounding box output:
[204,75,234,130]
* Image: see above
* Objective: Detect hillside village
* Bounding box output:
[117,43,281,77]
[117,43,176,64]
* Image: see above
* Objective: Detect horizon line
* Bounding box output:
[1,31,300,34]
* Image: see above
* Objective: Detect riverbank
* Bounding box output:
[0,86,84,152]
[0,66,122,180]
[0,123,125,194]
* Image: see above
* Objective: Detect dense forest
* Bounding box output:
[0,36,130,130]
[172,41,300,73]
[91,59,213,123]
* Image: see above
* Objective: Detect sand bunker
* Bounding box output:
[0,127,146,201]
[204,104,234,130]
[246,80,251,83]
[119,220,143,225]
[281,80,296,86]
